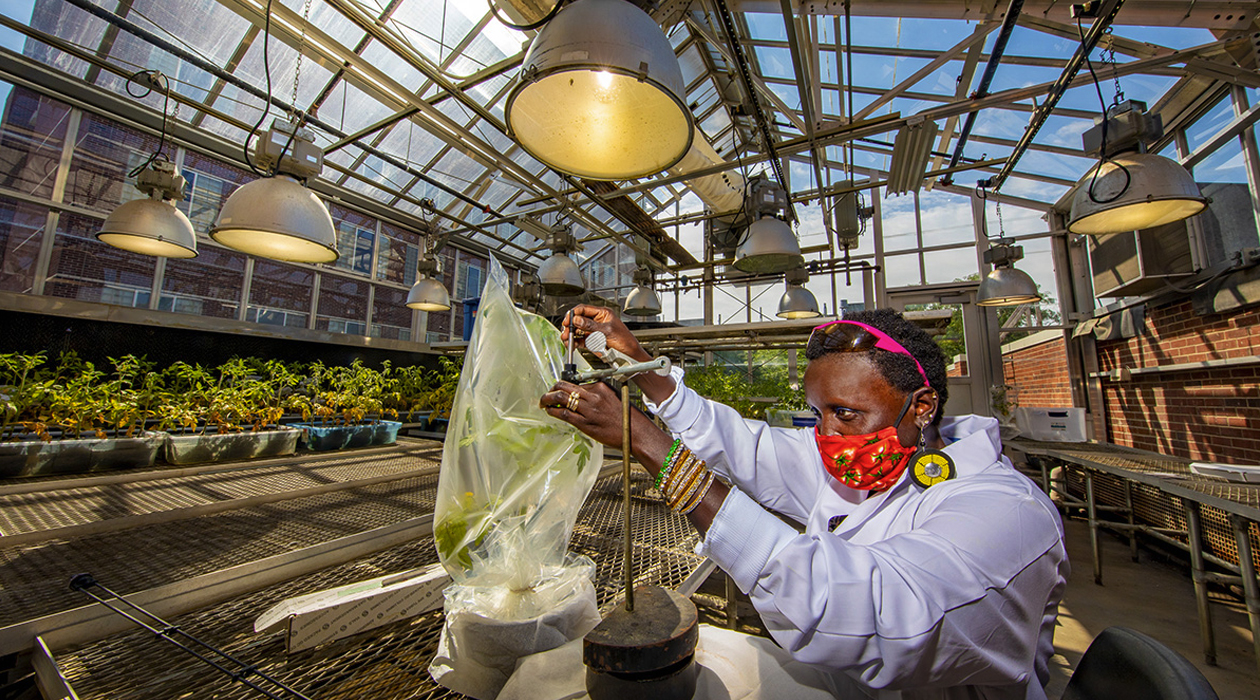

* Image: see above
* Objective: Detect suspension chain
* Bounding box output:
[291,0,313,119]
[1103,28,1124,106]
[996,196,1006,239]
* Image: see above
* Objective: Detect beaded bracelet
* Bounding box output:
[654,438,683,490]
[657,443,687,494]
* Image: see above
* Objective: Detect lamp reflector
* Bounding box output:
[406,275,452,312]
[1068,153,1207,235]
[98,198,198,258]
[777,284,821,319]
[977,266,1042,307]
[734,216,803,273]
[210,175,338,263]
[623,284,662,316]
[538,251,586,296]
[505,0,693,180]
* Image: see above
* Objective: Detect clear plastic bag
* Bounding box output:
[432,255,602,591]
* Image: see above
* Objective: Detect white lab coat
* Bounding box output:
[644,368,1069,700]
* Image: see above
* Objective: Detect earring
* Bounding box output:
[909,419,956,489]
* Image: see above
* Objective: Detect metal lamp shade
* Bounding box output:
[97,196,198,258]
[1068,153,1207,235]
[538,251,586,296]
[210,175,338,263]
[623,283,662,316]
[976,265,1041,307]
[504,0,693,180]
[734,216,803,273]
[405,275,451,312]
[777,285,820,319]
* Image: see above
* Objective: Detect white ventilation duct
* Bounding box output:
[667,127,744,213]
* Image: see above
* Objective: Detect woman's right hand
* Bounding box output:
[562,304,649,362]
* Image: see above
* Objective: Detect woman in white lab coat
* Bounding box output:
[541,306,1068,700]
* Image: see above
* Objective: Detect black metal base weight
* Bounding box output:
[583,585,699,700]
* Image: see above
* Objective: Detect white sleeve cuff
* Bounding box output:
[640,366,704,433]
[698,486,797,594]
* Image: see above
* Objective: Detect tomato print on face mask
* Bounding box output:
[814,425,917,492]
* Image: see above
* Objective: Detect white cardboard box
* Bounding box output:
[254,563,450,653]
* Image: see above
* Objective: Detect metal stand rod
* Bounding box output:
[1228,514,1260,676]
[1124,479,1139,562]
[622,381,634,613]
[69,574,313,700]
[1184,502,1217,666]
[1085,472,1102,585]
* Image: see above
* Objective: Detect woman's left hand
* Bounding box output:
[540,380,626,447]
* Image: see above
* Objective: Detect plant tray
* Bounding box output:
[0,432,163,479]
[164,428,301,465]
[293,420,402,451]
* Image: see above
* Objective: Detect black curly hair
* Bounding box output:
[805,308,949,424]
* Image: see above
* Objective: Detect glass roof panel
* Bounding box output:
[225,32,333,117]
[744,13,786,42]
[1185,94,1234,152]
[447,20,523,77]
[387,0,485,72]
[753,45,795,81]
[129,0,252,68]
[359,39,427,91]
[279,0,365,49]
[18,2,104,79]
[895,18,985,53]
[319,78,398,135]
[678,44,707,87]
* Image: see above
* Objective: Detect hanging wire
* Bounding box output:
[244,0,313,178]
[1077,18,1131,205]
[244,0,277,176]
[123,69,178,178]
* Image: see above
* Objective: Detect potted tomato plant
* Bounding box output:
[0,352,162,478]
[292,360,401,451]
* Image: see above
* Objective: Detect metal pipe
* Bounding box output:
[1228,514,1260,676]
[941,0,1026,177]
[1185,501,1218,666]
[981,0,1126,191]
[59,0,503,220]
[622,381,634,612]
[1085,472,1102,585]
[1124,479,1139,561]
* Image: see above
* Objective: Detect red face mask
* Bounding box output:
[815,426,916,492]
[814,395,918,492]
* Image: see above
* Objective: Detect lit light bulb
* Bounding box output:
[594,70,614,89]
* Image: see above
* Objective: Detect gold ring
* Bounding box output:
[566,391,580,412]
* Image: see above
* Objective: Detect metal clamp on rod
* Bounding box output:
[563,326,672,383]
[568,357,668,383]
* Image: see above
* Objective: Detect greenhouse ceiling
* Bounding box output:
[1,0,1258,279]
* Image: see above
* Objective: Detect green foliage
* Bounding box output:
[0,351,461,442]
[686,350,808,420]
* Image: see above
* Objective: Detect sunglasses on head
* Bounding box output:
[809,320,930,387]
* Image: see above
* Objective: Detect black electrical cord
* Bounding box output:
[244,0,277,177]
[486,0,564,31]
[1077,17,1130,205]
[123,69,173,178]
